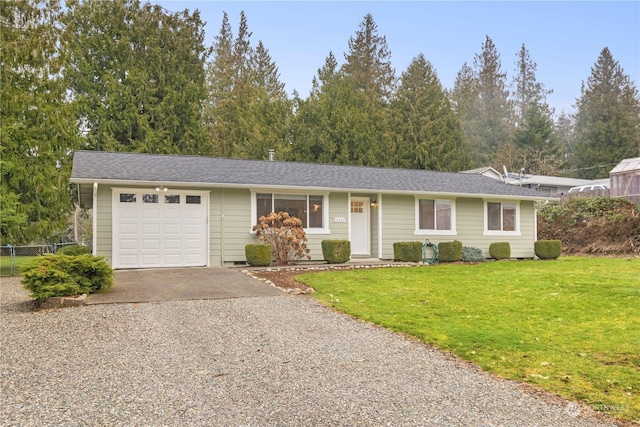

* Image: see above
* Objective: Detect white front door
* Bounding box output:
[350,197,370,256]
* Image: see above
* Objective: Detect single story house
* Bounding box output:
[70,151,556,269]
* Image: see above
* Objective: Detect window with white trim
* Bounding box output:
[485,201,519,234]
[255,193,325,229]
[415,198,456,235]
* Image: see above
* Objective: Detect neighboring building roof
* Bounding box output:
[610,157,640,174]
[505,174,596,188]
[70,151,554,200]
[460,166,503,180]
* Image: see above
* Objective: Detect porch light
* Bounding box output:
[371,200,377,207]
[155,186,168,192]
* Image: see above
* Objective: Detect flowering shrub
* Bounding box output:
[252,212,311,265]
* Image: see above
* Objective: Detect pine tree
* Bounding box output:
[205,12,292,160]
[513,103,562,174]
[572,47,640,178]
[290,53,343,163]
[1,0,80,244]
[511,44,553,125]
[64,0,209,154]
[392,54,470,171]
[454,36,514,167]
[336,14,395,166]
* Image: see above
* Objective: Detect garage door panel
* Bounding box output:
[119,239,138,250]
[164,224,181,234]
[114,189,208,269]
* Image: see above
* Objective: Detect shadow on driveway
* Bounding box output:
[86,267,283,305]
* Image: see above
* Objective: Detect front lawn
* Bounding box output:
[299,257,640,422]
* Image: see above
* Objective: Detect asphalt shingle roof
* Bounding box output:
[70,151,551,199]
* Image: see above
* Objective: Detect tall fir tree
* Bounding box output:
[290,53,344,163]
[392,54,470,171]
[1,0,80,244]
[572,47,640,179]
[336,14,395,166]
[64,0,210,154]
[454,36,514,167]
[205,11,292,160]
[513,103,562,175]
[511,44,552,125]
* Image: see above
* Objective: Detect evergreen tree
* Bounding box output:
[342,13,395,101]
[454,36,514,167]
[392,54,470,171]
[572,47,640,178]
[205,12,292,160]
[511,44,553,125]
[555,112,575,164]
[64,0,210,154]
[204,11,235,156]
[336,14,395,166]
[1,0,80,244]
[290,53,344,163]
[513,103,563,175]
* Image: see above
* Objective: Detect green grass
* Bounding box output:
[0,256,38,276]
[299,257,640,423]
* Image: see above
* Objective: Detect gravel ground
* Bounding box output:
[0,276,628,427]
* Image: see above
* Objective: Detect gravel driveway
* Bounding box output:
[0,276,625,426]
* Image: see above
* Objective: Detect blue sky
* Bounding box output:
[157,1,639,115]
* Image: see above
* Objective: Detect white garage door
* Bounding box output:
[113,189,209,269]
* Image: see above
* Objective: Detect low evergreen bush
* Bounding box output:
[57,245,91,256]
[438,240,463,262]
[489,242,511,260]
[462,246,484,262]
[22,254,113,301]
[245,244,272,266]
[321,240,351,264]
[393,241,422,262]
[535,240,562,259]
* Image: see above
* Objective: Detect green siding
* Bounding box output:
[97,184,537,267]
[380,195,536,260]
[96,185,112,264]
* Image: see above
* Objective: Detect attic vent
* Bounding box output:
[268,149,275,161]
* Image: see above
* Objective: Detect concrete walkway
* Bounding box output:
[86,267,283,304]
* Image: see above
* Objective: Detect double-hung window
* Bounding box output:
[485,201,519,235]
[415,198,456,235]
[254,192,327,232]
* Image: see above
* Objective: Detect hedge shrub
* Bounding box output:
[438,240,463,262]
[245,244,272,266]
[57,245,91,256]
[393,241,422,262]
[489,242,511,260]
[462,246,484,262]
[535,239,562,259]
[321,240,351,264]
[22,254,113,301]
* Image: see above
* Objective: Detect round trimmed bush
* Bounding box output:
[489,242,511,260]
[438,240,463,262]
[322,240,351,264]
[535,239,562,259]
[245,244,272,266]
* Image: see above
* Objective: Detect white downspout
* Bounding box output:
[92,182,98,256]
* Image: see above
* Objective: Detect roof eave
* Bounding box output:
[71,177,555,201]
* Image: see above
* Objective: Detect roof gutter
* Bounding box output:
[70,178,556,202]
